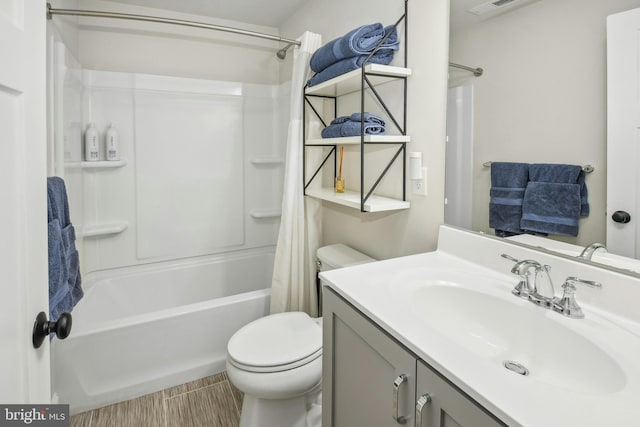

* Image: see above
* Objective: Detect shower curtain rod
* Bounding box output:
[46,3,301,57]
[449,62,483,77]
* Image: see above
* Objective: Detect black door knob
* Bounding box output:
[32,311,72,349]
[612,210,631,224]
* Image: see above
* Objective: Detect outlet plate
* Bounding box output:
[412,167,427,195]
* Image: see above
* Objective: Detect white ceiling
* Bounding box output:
[104,0,538,30]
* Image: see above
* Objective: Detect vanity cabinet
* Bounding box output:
[322,287,506,427]
[416,361,504,427]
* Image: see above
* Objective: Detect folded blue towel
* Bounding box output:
[520,164,588,236]
[47,177,82,323]
[310,23,399,73]
[520,182,582,236]
[528,163,589,216]
[489,162,529,236]
[331,112,386,126]
[321,112,386,138]
[308,49,395,87]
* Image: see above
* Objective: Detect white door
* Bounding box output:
[606,8,640,259]
[0,0,51,402]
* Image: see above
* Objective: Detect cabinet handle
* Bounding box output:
[415,394,432,427]
[393,374,408,424]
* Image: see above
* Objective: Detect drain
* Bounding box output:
[503,360,529,376]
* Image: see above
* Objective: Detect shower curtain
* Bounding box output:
[271,31,322,316]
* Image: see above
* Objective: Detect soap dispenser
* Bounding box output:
[84,122,99,161]
[105,123,119,161]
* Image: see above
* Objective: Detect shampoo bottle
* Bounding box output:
[84,122,99,161]
[105,123,119,161]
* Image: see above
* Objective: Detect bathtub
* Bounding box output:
[51,247,273,415]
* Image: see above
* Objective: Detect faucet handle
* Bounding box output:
[501,253,520,263]
[564,276,602,289]
[552,277,602,319]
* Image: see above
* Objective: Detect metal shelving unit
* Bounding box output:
[303,1,410,212]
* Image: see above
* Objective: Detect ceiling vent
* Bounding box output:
[468,0,525,16]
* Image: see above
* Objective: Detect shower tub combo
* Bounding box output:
[52,247,273,414]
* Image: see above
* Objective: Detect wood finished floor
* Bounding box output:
[70,372,244,427]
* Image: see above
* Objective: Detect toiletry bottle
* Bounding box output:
[85,122,99,161]
[105,123,119,161]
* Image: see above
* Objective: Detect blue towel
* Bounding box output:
[48,219,70,323]
[321,113,386,138]
[308,49,395,87]
[520,182,582,236]
[332,112,386,126]
[310,23,399,73]
[47,177,82,323]
[520,164,588,236]
[489,162,529,237]
[527,163,589,216]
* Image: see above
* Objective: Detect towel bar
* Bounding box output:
[482,161,594,173]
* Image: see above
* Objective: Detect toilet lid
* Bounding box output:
[228,312,322,371]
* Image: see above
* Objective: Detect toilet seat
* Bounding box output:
[227,312,322,373]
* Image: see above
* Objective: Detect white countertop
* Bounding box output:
[320,226,640,427]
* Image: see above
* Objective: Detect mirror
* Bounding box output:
[446,0,640,274]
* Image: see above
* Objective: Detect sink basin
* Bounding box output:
[409,283,626,394]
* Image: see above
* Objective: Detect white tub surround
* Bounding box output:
[52,247,273,415]
[320,225,640,427]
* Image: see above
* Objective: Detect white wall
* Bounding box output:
[280,0,450,260]
[74,0,282,84]
[449,0,639,246]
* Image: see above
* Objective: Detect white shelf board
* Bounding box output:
[306,135,411,146]
[306,188,410,212]
[81,221,129,238]
[305,64,412,97]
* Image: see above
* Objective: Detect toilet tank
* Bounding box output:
[316,244,375,272]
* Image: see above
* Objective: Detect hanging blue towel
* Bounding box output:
[321,112,386,138]
[47,177,82,323]
[309,23,399,73]
[489,162,529,237]
[520,164,588,236]
[308,49,395,87]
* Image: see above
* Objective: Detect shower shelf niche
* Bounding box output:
[66,160,127,169]
[250,209,282,219]
[250,157,284,165]
[81,221,128,238]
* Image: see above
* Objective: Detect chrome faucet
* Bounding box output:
[508,259,555,308]
[502,254,602,319]
[578,243,607,260]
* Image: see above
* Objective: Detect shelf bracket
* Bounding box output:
[304,146,336,191]
[362,144,405,208]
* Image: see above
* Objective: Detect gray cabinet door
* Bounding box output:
[415,361,506,427]
[323,288,417,427]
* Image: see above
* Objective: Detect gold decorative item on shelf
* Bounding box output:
[335,146,345,193]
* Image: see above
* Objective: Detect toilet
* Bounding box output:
[226,244,374,427]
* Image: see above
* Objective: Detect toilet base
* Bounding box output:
[239,389,321,427]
